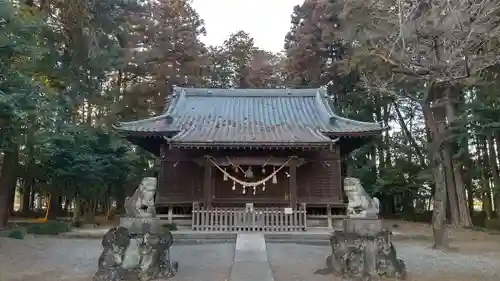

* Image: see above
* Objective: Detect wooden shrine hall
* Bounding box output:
[115,87,383,231]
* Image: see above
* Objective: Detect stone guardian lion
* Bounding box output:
[124,177,157,218]
[343,177,380,218]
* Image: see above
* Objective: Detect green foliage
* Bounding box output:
[7,229,26,240]
[485,219,500,231]
[25,221,72,235]
[38,124,134,201]
[161,222,178,232]
[0,2,50,148]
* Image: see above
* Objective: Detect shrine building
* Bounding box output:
[115,87,383,231]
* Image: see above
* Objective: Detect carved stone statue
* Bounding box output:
[315,177,406,280]
[125,177,157,218]
[137,232,178,281]
[93,227,131,281]
[344,177,380,218]
[94,177,178,281]
[316,228,407,280]
[375,230,407,279]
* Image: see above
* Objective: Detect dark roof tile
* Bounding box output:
[115,87,383,146]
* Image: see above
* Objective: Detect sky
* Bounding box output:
[191,0,304,53]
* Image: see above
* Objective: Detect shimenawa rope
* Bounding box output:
[205,156,293,187]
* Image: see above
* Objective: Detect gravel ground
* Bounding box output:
[267,241,500,281]
[0,237,235,281]
[2,237,500,281]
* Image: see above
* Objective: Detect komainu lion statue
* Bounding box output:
[343,177,380,218]
[125,177,157,218]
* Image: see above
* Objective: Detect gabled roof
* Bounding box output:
[115,87,384,148]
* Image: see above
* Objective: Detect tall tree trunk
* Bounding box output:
[22,113,36,214]
[487,134,500,217]
[63,198,71,214]
[0,143,20,229]
[454,89,475,217]
[375,97,384,173]
[20,181,32,213]
[29,187,35,210]
[375,100,388,215]
[451,156,471,226]
[73,198,82,223]
[462,143,475,217]
[422,102,449,249]
[434,106,460,226]
[495,132,500,169]
[431,156,449,249]
[383,102,391,166]
[479,136,494,219]
[424,115,437,212]
[7,176,18,215]
[442,147,460,226]
[445,94,472,227]
[47,193,61,219]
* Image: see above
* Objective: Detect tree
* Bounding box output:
[0,2,51,228]
[248,50,285,88]
[120,0,208,116]
[204,31,285,89]
[339,0,500,248]
[38,125,135,222]
[223,31,257,88]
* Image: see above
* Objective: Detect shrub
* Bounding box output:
[25,221,72,235]
[72,220,83,228]
[7,229,25,240]
[485,218,500,231]
[161,222,178,231]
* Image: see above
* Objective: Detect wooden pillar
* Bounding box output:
[339,158,347,211]
[156,144,165,206]
[289,157,297,209]
[327,204,333,229]
[167,205,173,223]
[203,158,213,208]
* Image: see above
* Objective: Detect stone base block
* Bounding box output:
[120,217,161,234]
[343,218,383,236]
[316,219,407,280]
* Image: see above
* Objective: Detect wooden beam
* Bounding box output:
[327,204,333,229]
[289,156,298,209]
[204,156,306,167]
[156,143,165,206]
[203,158,213,208]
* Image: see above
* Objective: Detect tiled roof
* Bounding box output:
[115,87,383,147]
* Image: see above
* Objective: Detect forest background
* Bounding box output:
[1,0,499,249]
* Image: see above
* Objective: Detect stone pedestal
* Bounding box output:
[317,218,407,280]
[120,217,161,234]
[94,222,178,281]
[343,218,383,236]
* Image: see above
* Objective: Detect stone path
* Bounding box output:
[229,233,274,281]
[0,237,235,281]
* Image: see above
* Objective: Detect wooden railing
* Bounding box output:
[192,203,307,232]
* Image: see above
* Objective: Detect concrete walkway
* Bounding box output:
[230,233,274,281]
